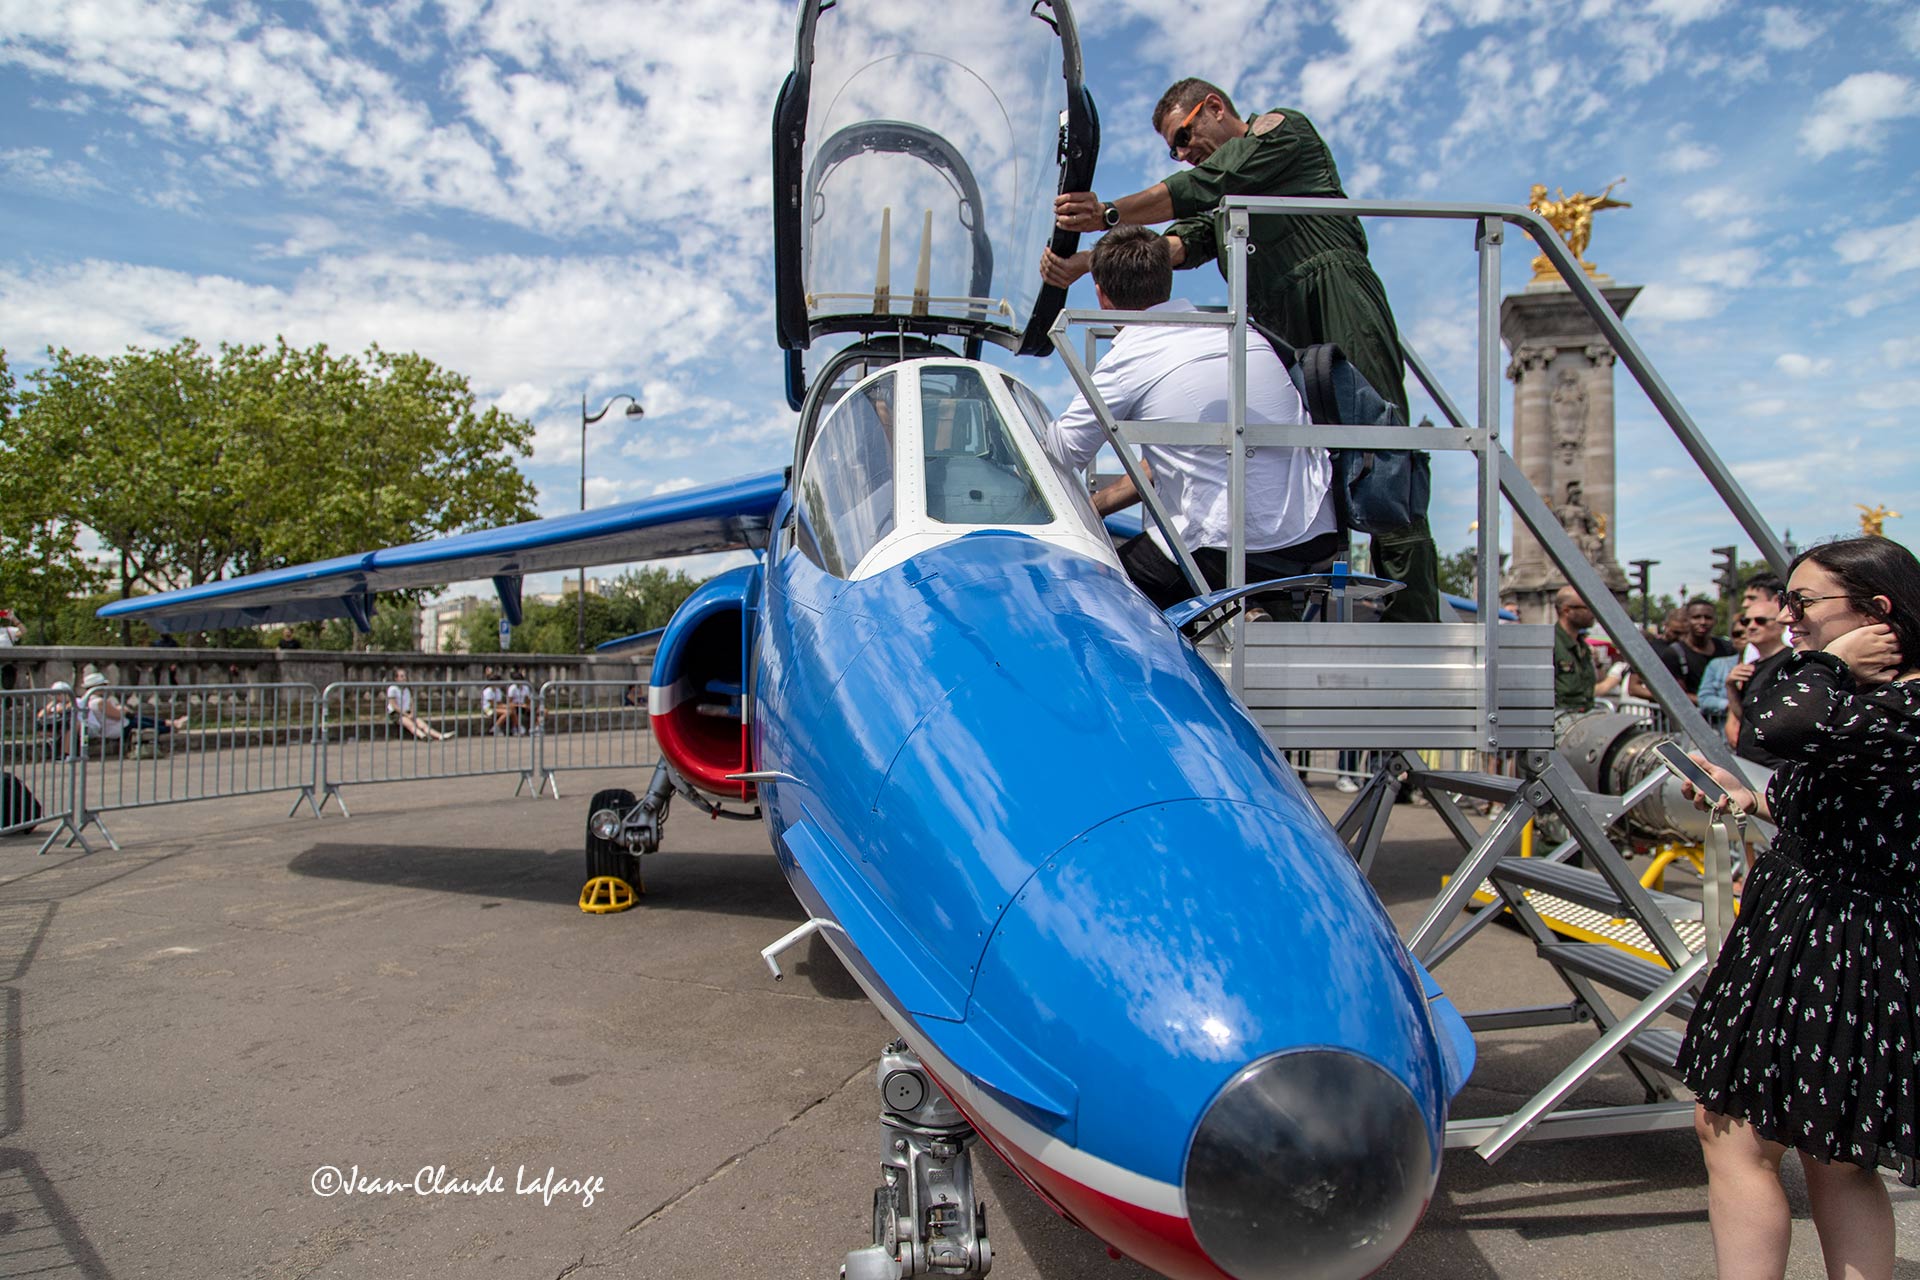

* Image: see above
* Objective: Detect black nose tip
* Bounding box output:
[1184,1049,1432,1280]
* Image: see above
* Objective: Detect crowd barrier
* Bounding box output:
[0,678,663,853]
[0,689,83,854]
[532,680,656,798]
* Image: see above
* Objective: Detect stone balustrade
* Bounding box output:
[0,645,656,694]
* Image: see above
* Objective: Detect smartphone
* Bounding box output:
[1651,740,1733,808]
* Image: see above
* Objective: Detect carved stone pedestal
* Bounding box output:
[1500,280,1638,624]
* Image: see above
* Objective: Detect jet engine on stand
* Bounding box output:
[1552,709,1772,847]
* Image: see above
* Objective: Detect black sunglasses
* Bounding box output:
[1166,98,1210,160]
[1781,590,1848,617]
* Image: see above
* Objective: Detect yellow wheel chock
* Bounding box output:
[579,876,638,914]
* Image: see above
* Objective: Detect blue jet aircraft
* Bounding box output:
[102,4,1474,1277]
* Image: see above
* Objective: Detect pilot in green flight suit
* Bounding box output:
[1045,78,1440,623]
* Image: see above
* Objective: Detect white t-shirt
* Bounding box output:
[506,682,531,707]
[385,684,413,715]
[481,686,503,712]
[82,691,124,739]
[1046,298,1336,556]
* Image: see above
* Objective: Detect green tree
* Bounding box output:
[606,567,703,636]
[1435,546,1477,599]
[0,348,107,641]
[12,337,540,643]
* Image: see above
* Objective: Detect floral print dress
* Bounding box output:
[1676,650,1919,1183]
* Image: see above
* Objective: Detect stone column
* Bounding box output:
[1498,282,1639,623]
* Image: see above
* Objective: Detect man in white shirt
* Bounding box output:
[1045,226,1338,615]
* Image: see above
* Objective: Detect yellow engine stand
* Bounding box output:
[1640,843,1705,892]
[579,876,638,914]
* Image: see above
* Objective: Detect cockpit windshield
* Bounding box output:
[775,2,1092,354]
[919,366,1051,526]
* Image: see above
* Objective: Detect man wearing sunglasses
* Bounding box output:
[1723,592,1792,767]
[1041,78,1437,623]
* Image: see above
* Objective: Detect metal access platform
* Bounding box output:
[1049,194,1789,1162]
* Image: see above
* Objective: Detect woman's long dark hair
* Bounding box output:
[1791,535,1920,671]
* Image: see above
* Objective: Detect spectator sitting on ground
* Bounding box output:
[506,670,534,735]
[37,681,78,757]
[480,667,510,736]
[384,668,448,741]
[78,672,189,747]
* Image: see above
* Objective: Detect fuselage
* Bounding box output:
[752,470,1472,1279]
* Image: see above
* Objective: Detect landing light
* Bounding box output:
[590,808,624,842]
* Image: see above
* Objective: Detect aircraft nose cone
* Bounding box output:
[1184,1048,1431,1280]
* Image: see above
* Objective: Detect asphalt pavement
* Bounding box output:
[0,771,1913,1279]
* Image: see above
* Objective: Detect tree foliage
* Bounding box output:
[0,348,105,641]
[6,338,539,642]
[455,567,707,656]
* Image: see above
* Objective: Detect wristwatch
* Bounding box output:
[1102,201,1120,228]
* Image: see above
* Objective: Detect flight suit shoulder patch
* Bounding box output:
[1249,112,1288,136]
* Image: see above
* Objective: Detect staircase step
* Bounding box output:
[1623,1027,1685,1076]
[1405,769,1524,802]
[1538,942,1698,1019]
[1492,857,1701,922]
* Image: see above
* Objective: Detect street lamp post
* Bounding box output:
[580,392,645,651]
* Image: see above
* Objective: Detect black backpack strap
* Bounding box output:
[1301,343,1343,426]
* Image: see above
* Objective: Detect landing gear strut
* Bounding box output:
[843,1040,991,1279]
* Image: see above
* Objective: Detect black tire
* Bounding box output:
[585,787,641,887]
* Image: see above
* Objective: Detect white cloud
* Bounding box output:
[1882,337,1920,367]
[1834,217,1920,275]
[1634,283,1723,322]
[1773,353,1831,378]
[1643,0,1730,23]
[1741,398,1792,416]
[1660,141,1718,173]
[1799,72,1919,160]
[1757,7,1819,49]
[1900,9,1920,57]
[1296,0,1452,119]
[1679,247,1766,287]
[0,146,105,196]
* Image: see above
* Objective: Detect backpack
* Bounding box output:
[2,771,42,833]
[1255,324,1430,535]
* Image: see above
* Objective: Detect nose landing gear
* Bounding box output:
[843,1040,992,1279]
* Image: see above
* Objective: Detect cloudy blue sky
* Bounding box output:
[3,0,1916,605]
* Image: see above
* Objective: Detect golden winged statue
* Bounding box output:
[1530,179,1631,281]
[1857,504,1901,537]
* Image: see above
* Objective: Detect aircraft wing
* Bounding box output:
[97,470,787,634]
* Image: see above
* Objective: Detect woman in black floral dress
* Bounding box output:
[1676,535,1920,1280]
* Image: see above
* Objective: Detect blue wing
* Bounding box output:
[98,470,787,633]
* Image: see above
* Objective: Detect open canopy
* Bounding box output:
[772,0,1097,366]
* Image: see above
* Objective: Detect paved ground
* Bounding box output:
[1,773,1914,1279]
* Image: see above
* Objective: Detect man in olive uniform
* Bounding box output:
[1043,78,1439,622]
[1553,585,1597,713]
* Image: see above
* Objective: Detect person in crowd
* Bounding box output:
[384,667,448,741]
[1722,583,1795,768]
[36,680,78,757]
[1675,535,1919,1280]
[1738,572,1786,662]
[1042,79,1438,622]
[622,684,646,710]
[1660,609,1687,646]
[1042,226,1338,618]
[1661,596,1733,702]
[1696,616,1743,730]
[78,671,189,747]
[480,667,510,736]
[276,627,303,651]
[1553,585,1597,713]
[506,669,535,736]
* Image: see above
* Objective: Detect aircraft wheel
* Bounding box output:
[585,787,641,888]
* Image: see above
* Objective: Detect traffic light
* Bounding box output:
[1712,546,1738,599]
[1629,558,1657,628]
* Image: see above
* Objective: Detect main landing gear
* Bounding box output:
[843,1040,992,1279]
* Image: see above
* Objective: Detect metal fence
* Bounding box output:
[315,680,541,815]
[0,689,82,854]
[532,679,656,797]
[0,676,663,854]
[80,683,322,825]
